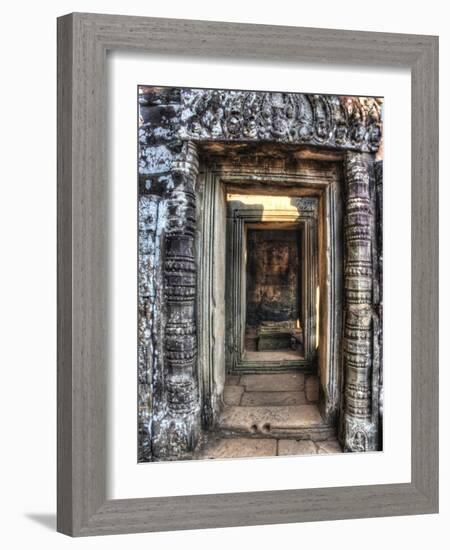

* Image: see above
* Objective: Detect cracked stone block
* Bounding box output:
[241,391,307,406]
[305,375,319,402]
[278,440,318,456]
[316,440,342,454]
[223,385,244,405]
[240,373,305,392]
[201,438,277,459]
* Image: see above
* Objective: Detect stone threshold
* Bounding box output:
[197,436,342,459]
[218,372,333,440]
[218,404,335,440]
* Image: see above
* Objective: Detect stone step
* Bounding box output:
[240,390,307,406]
[218,404,334,440]
[199,437,277,459]
[239,372,305,392]
[198,436,342,459]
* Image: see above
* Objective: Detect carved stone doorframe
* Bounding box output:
[225,205,318,373]
[341,152,382,451]
[138,88,382,460]
[194,151,344,433]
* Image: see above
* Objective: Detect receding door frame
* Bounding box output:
[196,151,344,430]
[226,205,319,373]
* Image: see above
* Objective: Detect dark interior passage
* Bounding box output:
[245,227,303,357]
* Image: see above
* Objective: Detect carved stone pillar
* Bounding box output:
[138,88,185,461]
[151,141,201,459]
[342,152,378,451]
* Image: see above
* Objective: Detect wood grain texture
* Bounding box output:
[57,13,74,535]
[410,34,439,504]
[57,12,439,536]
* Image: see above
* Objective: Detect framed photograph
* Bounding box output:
[57,12,438,536]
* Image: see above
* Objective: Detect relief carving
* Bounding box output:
[151,141,201,460]
[178,89,382,152]
[342,153,378,451]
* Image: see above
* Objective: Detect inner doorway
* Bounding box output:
[194,149,344,450]
[225,193,319,373]
[244,225,304,362]
[215,188,337,448]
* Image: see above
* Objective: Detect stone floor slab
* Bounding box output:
[305,375,319,402]
[316,440,342,454]
[278,439,318,456]
[244,350,303,362]
[240,372,305,392]
[223,385,244,405]
[241,391,307,406]
[225,375,240,386]
[220,404,324,435]
[201,437,277,459]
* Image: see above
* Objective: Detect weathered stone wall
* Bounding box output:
[139,89,201,460]
[178,89,382,152]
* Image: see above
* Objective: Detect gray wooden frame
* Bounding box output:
[57,12,438,536]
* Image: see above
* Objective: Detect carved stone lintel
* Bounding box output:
[175,89,382,153]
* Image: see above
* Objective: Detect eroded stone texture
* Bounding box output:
[278,440,318,456]
[225,375,240,386]
[179,89,382,153]
[138,194,165,462]
[201,437,277,459]
[342,153,379,452]
[241,391,306,406]
[139,89,202,461]
[223,385,244,406]
[305,375,319,402]
[240,373,305,392]
[316,440,343,454]
[151,142,202,460]
[220,404,324,434]
[241,391,306,407]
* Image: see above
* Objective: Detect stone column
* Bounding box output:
[342,152,378,452]
[151,141,201,459]
[139,88,201,460]
[138,88,184,462]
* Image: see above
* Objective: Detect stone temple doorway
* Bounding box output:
[211,188,332,456]
[138,87,383,461]
[195,148,342,455]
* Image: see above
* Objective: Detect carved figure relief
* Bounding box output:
[178,88,382,152]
